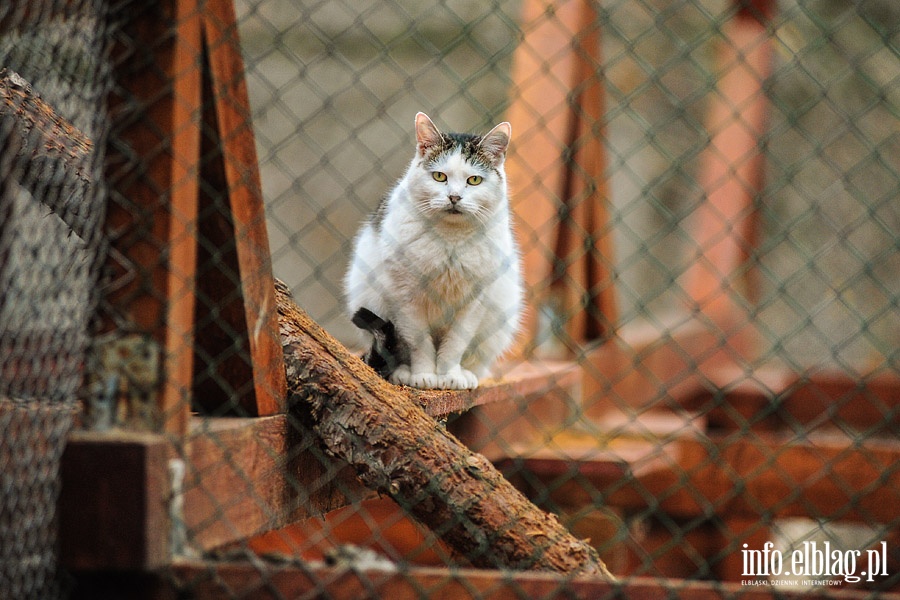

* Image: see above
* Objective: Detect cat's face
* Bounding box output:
[407,112,511,225]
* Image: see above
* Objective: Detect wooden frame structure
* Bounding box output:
[38,0,899,597]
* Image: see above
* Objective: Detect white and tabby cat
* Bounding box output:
[345,112,523,390]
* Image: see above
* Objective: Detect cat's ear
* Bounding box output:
[415,112,443,155]
[478,122,511,165]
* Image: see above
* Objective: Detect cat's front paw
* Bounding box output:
[438,368,479,390]
[389,365,412,386]
[390,366,439,389]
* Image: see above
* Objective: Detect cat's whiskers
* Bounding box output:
[471,203,494,227]
[414,196,441,217]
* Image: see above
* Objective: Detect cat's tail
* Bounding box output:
[351,307,409,379]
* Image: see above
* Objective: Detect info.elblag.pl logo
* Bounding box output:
[742,540,889,586]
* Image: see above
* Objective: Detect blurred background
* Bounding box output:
[240,0,899,368]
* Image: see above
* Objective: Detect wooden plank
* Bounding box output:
[59,416,366,560]
[183,416,291,551]
[581,316,725,420]
[414,359,579,418]
[191,0,286,416]
[691,432,900,523]
[500,428,900,524]
[169,560,900,599]
[182,414,366,552]
[182,360,584,552]
[59,430,170,570]
[450,361,582,461]
[783,370,900,434]
[247,497,455,567]
[102,0,202,435]
[658,364,899,433]
[157,0,202,436]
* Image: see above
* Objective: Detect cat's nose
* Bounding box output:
[448,194,461,205]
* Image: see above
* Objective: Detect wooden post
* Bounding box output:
[505,0,615,354]
[100,0,286,429]
[683,0,775,320]
[556,2,617,345]
[59,431,171,570]
[101,0,203,435]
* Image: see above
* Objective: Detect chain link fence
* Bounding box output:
[1,0,899,598]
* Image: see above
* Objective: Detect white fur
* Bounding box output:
[345,113,523,389]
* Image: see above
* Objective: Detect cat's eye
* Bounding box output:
[467,175,483,186]
[432,172,447,182]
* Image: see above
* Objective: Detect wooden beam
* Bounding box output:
[247,496,456,567]
[580,313,822,426]
[783,370,900,434]
[584,329,900,433]
[450,362,582,462]
[414,359,579,418]
[182,415,363,552]
[554,1,616,345]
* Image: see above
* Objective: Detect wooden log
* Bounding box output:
[274,279,612,577]
[0,68,95,240]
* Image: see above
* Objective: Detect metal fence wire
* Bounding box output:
[1,0,899,598]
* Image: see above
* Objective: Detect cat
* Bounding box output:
[344,112,523,390]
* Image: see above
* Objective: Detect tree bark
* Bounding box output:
[275,279,612,577]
